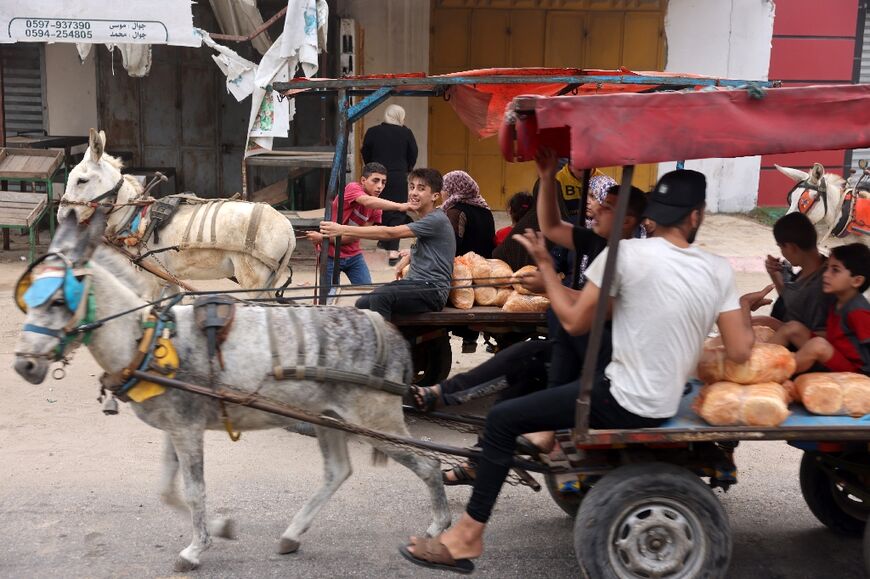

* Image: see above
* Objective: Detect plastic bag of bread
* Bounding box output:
[486,259,513,287]
[474,286,498,306]
[693,381,791,426]
[464,252,489,279]
[511,265,541,295]
[503,292,550,313]
[704,326,775,349]
[697,343,796,385]
[449,257,474,309]
[493,288,513,307]
[795,372,870,417]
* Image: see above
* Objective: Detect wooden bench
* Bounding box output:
[0,191,48,262]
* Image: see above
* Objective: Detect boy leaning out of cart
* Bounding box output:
[770,243,870,375]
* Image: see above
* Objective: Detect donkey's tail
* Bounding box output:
[371,448,390,467]
[263,238,295,290]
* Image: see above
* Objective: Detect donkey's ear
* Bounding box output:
[47,211,82,254]
[775,164,809,183]
[811,163,825,182]
[88,128,103,163]
[76,208,108,263]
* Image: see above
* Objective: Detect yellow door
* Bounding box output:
[430,0,667,207]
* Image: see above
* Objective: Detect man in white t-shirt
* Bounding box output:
[399,169,759,574]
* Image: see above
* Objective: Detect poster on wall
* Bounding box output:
[0,0,198,46]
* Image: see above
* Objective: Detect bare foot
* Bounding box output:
[411,384,441,412]
[443,462,475,484]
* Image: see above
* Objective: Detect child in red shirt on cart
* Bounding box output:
[771,243,870,375]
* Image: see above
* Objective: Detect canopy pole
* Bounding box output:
[574,165,634,440]
[320,89,349,304]
[571,168,592,289]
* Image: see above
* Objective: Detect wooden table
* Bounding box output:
[244,147,334,207]
[0,148,63,260]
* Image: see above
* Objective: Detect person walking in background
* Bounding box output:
[362,104,419,266]
[494,191,533,247]
[442,170,496,258]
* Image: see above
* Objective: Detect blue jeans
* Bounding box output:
[325,253,372,295]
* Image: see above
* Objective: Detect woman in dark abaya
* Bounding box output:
[361,104,418,265]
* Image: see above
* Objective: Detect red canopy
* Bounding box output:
[500,84,870,168]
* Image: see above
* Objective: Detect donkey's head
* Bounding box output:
[14,210,107,384]
[60,129,138,223]
[778,162,845,228]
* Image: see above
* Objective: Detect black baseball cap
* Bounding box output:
[643,169,707,226]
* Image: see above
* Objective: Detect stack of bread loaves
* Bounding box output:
[793,372,870,417]
[693,329,797,427]
[446,253,551,312]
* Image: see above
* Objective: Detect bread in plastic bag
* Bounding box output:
[697,343,796,385]
[795,372,870,417]
[503,292,550,312]
[693,381,791,426]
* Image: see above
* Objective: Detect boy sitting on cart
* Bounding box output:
[400,165,760,574]
[320,168,455,321]
[770,243,870,375]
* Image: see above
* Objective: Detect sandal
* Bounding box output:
[399,537,475,574]
[442,463,476,486]
[409,385,439,413]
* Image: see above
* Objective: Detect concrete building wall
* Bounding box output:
[340,0,430,167]
[662,0,775,212]
[44,44,98,137]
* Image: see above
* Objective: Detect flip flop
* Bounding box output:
[409,385,439,413]
[399,538,475,574]
[442,463,476,486]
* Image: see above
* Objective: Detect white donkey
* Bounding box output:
[14,211,450,572]
[778,162,870,247]
[60,129,296,296]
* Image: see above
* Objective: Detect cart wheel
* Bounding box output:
[544,472,594,518]
[412,335,452,387]
[799,452,868,536]
[864,518,870,577]
[575,462,731,579]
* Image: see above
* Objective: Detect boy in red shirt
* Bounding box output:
[306,162,409,293]
[772,243,870,375]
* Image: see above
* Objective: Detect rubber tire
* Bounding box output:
[864,518,870,577]
[799,452,867,536]
[412,335,452,387]
[544,472,587,518]
[575,462,731,579]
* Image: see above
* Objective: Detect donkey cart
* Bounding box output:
[494,81,870,576]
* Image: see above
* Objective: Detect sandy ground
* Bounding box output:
[0,213,865,578]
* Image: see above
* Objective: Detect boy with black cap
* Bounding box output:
[399,169,758,572]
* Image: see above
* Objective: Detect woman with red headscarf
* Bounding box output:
[441,170,496,258]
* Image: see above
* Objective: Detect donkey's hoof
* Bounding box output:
[209,517,237,540]
[174,556,199,572]
[277,537,301,554]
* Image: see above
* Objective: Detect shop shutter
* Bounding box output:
[1,44,46,136]
[853,8,870,168]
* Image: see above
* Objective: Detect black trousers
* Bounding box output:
[439,340,551,406]
[355,279,445,322]
[466,375,666,523]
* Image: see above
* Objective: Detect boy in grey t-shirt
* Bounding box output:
[320,168,456,321]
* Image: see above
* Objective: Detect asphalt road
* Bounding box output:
[0,351,866,579]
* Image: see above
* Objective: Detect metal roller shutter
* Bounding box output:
[853,8,870,168]
[1,44,46,136]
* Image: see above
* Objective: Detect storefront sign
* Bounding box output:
[0,1,198,46]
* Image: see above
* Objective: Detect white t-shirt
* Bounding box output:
[584,237,741,418]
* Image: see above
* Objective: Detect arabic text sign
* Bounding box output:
[0,1,198,46]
